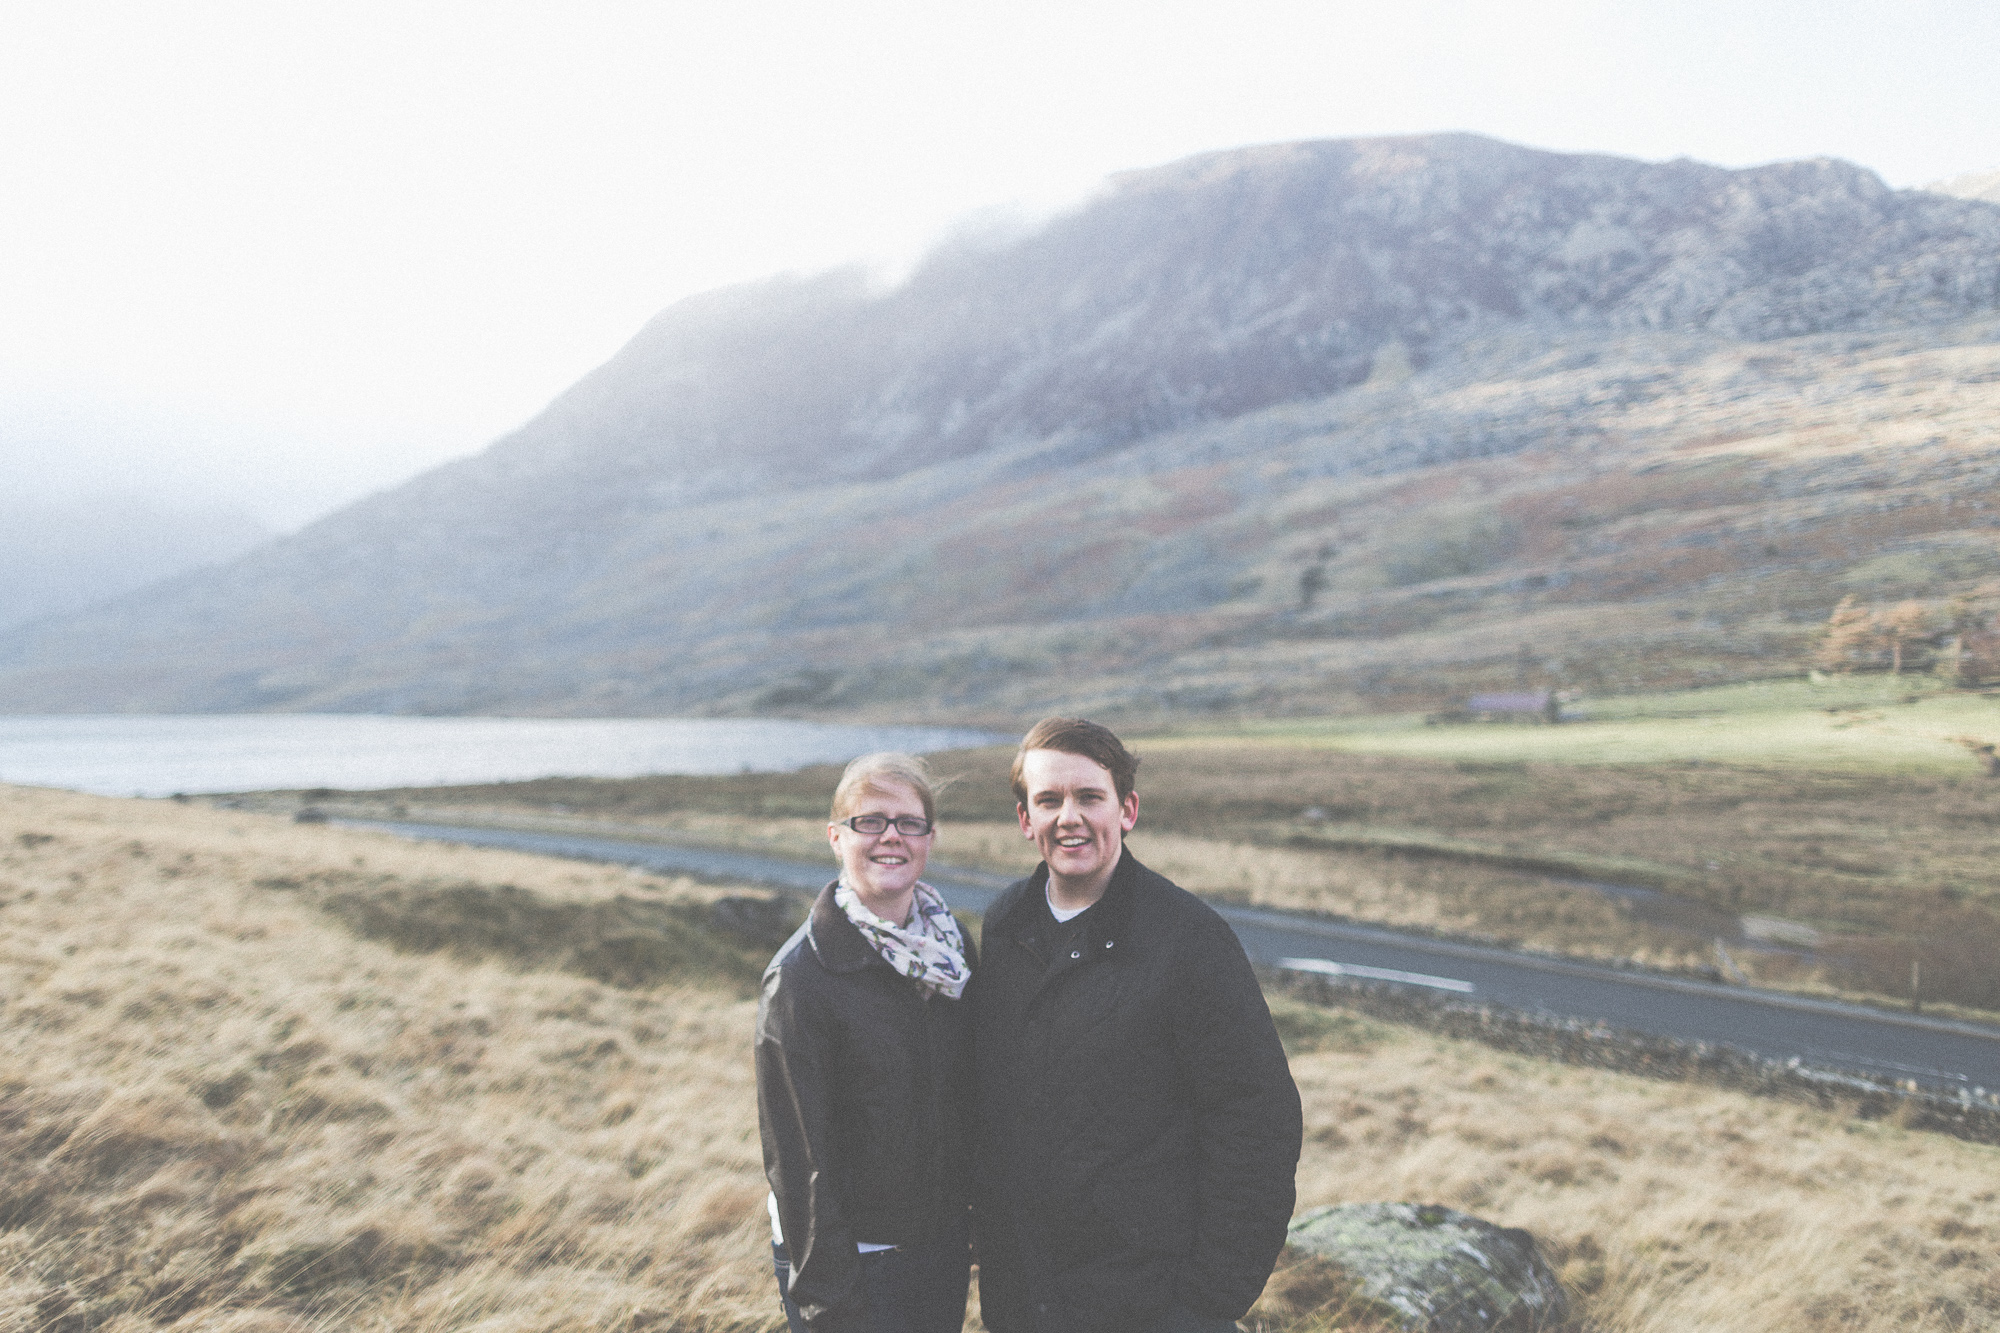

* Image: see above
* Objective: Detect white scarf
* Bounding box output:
[835,879,970,1000]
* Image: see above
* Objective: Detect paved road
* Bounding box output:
[344,819,2000,1095]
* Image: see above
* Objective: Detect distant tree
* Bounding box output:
[1298,563,1328,611]
[1816,596,1882,672]
[1816,597,1950,675]
[1954,618,2000,687]
[1943,596,2000,686]
[1882,599,1940,675]
[1946,594,1986,636]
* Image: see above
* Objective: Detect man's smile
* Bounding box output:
[1017,748,1140,908]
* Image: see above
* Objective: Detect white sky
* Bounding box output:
[3,0,1997,530]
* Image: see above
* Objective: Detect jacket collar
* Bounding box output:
[806,880,886,974]
[1003,846,1140,953]
[1089,848,1139,942]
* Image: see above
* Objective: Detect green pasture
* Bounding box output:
[1163,677,2000,773]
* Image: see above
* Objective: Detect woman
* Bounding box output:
[755,752,975,1333]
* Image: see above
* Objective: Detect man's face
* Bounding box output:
[1016,748,1138,890]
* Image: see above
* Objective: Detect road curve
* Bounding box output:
[342,818,2000,1095]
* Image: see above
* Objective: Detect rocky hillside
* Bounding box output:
[5,133,2000,721]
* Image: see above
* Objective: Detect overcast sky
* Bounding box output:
[4,0,1997,530]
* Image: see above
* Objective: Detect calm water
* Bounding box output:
[0,715,1003,797]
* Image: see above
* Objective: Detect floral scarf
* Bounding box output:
[835,879,970,1000]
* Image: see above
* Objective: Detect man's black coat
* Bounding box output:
[972,849,1302,1333]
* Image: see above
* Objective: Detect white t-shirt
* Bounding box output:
[1047,885,1090,923]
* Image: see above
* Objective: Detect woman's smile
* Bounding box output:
[829,781,933,922]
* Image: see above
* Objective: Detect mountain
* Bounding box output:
[4,133,2000,722]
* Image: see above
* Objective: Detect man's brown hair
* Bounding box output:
[1010,717,1139,806]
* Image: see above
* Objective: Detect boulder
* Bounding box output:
[711,893,804,950]
[1285,1202,1569,1332]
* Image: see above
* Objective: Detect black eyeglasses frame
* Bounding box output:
[837,814,935,837]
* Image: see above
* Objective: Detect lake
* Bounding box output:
[0,715,1004,798]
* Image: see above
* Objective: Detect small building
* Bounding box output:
[1465,690,1562,724]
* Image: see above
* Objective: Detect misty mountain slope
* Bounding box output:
[4,133,2000,719]
[660,321,2000,717]
[0,497,271,635]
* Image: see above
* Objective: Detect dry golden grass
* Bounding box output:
[0,785,781,1332]
[9,784,2000,1332]
[1267,993,2000,1332]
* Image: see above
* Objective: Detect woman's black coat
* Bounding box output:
[755,882,976,1332]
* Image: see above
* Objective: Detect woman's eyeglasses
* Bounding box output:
[837,814,934,836]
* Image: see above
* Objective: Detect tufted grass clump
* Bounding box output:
[311,876,777,992]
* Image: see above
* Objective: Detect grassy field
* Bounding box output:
[1203,678,2000,774]
[1149,678,2000,1012]
[305,681,2000,1015]
[6,783,2000,1332]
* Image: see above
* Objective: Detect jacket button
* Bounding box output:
[1070,950,1081,960]
[1104,940,1114,949]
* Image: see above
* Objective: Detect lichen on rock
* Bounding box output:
[1285,1202,1569,1332]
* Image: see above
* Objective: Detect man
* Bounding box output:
[972,717,1303,1333]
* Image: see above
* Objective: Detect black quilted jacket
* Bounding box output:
[972,849,1302,1333]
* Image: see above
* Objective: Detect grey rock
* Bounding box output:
[710,894,803,950]
[1286,1202,1569,1332]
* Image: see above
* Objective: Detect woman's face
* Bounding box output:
[828,780,932,919]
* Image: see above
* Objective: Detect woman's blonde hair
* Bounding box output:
[830,751,937,824]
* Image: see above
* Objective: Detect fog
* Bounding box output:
[0,494,269,634]
[4,1,1998,624]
